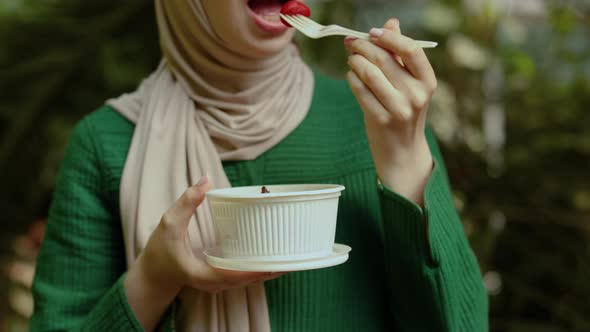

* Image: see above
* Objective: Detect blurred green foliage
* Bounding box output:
[0,0,160,236]
[1,0,589,331]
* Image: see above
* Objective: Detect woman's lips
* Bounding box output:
[247,0,290,34]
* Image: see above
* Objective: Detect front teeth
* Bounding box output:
[262,15,280,22]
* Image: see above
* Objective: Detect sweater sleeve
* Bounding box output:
[379,128,489,332]
[31,118,143,331]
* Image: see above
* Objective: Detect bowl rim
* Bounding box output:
[206,184,345,200]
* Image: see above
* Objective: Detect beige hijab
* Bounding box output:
[107,0,314,330]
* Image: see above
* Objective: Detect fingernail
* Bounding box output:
[392,18,400,29]
[196,175,209,187]
[344,36,356,45]
[369,28,384,37]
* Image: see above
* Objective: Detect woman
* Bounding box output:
[31,0,488,331]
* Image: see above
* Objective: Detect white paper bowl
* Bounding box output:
[206,184,345,261]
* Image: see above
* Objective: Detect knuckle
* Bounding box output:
[375,51,390,67]
[363,68,381,87]
[394,97,414,120]
[427,78,438,92]
[397,106,413,121]
[348,54,362,65]
[347,71,363,91]
[376,114,391,126]
[410,90,428,109]
[346,70,356,83]
[160,211,175,229]
[183,187,200,204]
[402,44,421,58]
[350,39,362,51]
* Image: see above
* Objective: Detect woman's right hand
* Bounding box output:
[124,176,282,331]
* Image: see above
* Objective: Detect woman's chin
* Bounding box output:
[243,0,296,57]
[244,29,296,58]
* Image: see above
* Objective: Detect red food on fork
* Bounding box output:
[280,1,311,27]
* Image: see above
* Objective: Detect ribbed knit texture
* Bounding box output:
[31,72,488,331]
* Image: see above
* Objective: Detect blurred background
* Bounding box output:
[0,0,589,331]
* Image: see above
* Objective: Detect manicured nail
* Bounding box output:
[196,175,209,187]
[344,36,356,45]
[369,28,384,37]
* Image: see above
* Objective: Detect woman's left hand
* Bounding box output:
[345,18,437,205]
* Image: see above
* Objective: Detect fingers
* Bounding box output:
[194,261,272,284]
[344,18,437,119]
[260,272,287,282]
[383,18,404,66]
[161,175,211,231]
[216,269,270,283]
[369,19,437,90]
[221,271,287,292]
[347,38,414,93]
[347,59,412,121]
[346,70,390,124]
[191,264,286,293]
[213,269,286,285]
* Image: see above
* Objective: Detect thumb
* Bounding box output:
[383,18,400,33]
[164,176,211,230]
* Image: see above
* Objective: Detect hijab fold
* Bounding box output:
[107,0,314,330]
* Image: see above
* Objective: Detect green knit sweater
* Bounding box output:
[31,72,488,331]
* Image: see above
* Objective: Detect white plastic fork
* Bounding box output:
[280,14,438,49]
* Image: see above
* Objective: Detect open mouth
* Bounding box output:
[247,0,290,34]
